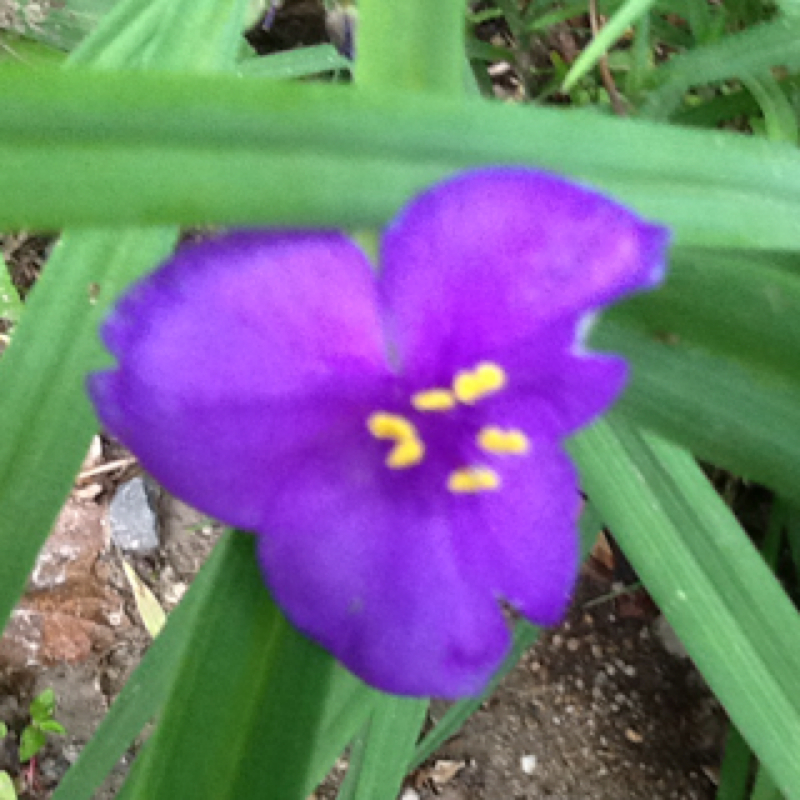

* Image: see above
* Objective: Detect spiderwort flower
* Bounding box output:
[89,169,668,697]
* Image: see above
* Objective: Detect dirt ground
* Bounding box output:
[0,476,724,800]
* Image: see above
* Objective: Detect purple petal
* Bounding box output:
[90,231,389,530]
[491,346,629,439]
[255,426,580,696]
[380,168,669,384]
[255,439,513,698]
[455,446,581,625]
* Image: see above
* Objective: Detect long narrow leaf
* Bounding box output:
[51,532,238,800]
[642,18,800,118]
[562,0,657,91]
[337,698,428,800]
[570,417,800,799]
[3,67,800,250]
[118,532,377,800]
[0,228,177,630]
[592,247,800,501]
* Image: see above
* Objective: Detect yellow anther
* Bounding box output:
[447,467,501,493]
[367,412,416,442]
[387,437,425,469]
[411,389,456,412]
[477,426,530,455]
[453,362,507,404]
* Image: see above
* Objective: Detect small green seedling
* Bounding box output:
[0,722,17,800]
[0,771,16,800]
[18,688,66,764]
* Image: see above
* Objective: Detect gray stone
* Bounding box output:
[109,478,159,552]
[653,615,690,660]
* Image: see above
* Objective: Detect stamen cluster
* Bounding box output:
[366,362,530,493]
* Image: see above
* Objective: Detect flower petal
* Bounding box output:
[490,347,629,439]
[90,231,389,530]
[254,421,581,696]
[380,168,669,382]
[255,438,514,698]
[455,445,581,625]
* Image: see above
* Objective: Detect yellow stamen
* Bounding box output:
[387,437,425,469]
[447,467,501,493]
[411,389,456,412]
[477,426,530,455]
[367,412,416,441]
[453,362,507,404]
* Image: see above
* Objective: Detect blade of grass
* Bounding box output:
[336,698,428,800]
[332,8,464,798]
[238,43,350,78]
[750,766,782,800]
[356,0,465,94]
[591,247,800,501]
[570,417,800,799]
[642,18,800,119]
[5,67,800,251]
[114,532,378,800]
[51,531,238,800]
[742,73,799,144]
[0,228,177,632]
[715,725,752,800]
[562,0,657,91]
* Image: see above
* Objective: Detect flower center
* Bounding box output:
[366,361,530,493]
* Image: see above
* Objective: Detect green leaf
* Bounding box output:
[0,0,250,638]
[0,30,66,66]
[750,765,782,800]
[570,417,800,800]
[591,247,800,501]
[36,720,66,735]
[116,532,377,800]
[0,722,7,738]
[5,67,800,251]
[0,771,16,800]
[642,19,800,119]
[742,73,799,145]
[52,531,241,800]
[562,0,657,91]
[238,44,351,79]
[336,698,428,800]
[18,725,46,763]
[356,0,465,94]
[716,725,752,800]
[29,688,56,722]
[0,229,177,636]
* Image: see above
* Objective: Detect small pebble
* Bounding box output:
[520,754,537,774]
[625,728,644,744]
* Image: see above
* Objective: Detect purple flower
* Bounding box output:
[89,169,668,697]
